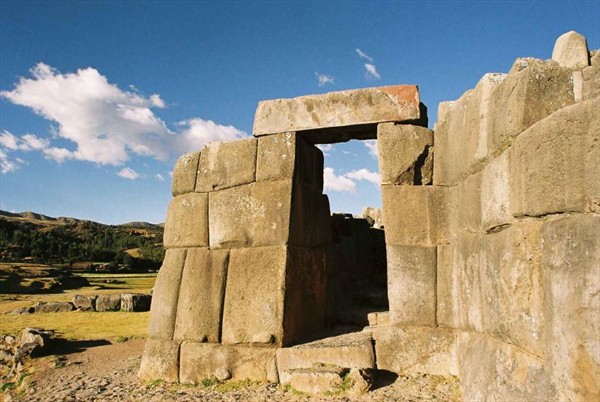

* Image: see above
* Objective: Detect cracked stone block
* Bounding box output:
[387,244,436,326]
[163,193,208,248]
[221,246,287,346]
[455,171,482,233]
[138,338,181,382]
[179,342,278,384]
[195,138,257,192]
[541,215,600,401]
[208,180,292,249]
[582,51,600,101]
[95,294,121,311]
[120,293,151,312]
[510,97,600,217]
[256,132,324,192]
[253,85,422,138]
[382,185,453,246]
[148,248,186,340]
[173,248,229,343]
[172,151,200,196]
[72,294,96,311]
[372,325,458,376]
[481,152,512,232]
[552,31,590,70]
[377,123,433,185]
[288,366,345,395]
[433,73,505,186]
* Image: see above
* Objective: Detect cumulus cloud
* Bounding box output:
[316,144,333,155]
[0,149,25,173]
[0,63,247,173]
[363,140,378,157]
[117,167,140,180]
[355,48,374,63]
[323,167,357,193]
[345,168,380,185]
[315,72,334,87]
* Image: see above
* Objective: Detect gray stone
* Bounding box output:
[179,342,278,384]
[552,31,590,70]
[253,85,423,138]
[172,151,200,196]
[120,293,151,312]
[33,301,74,313]
[95,294,121,312]
[148,248,186,340]
[163,193,208,248]
[72,294,96,311]
[195,138,257,192]
[138,338,181,382]
[173,248,229,343]
[481,152,512,231]
[387,244,437,325]
[377,123,433,185]
[288,366,345,395]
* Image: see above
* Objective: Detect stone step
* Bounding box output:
[276,331,375,384]
[288,366,373,396]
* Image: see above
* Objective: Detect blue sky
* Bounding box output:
[1,1,598,224]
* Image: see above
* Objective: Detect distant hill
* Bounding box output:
[0,210,164,270]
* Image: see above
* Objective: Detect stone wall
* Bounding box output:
[389,31,598,401]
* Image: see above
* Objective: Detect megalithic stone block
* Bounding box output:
[552,31,590,70]
[163,193,208,248]
[582,51,600,101]
[195,138,257,192]
[253,85,423,139]
[173,248,229,343]
[377,123,433,185]
[172,151,201,196]
[148,248,187,340]
[138,338,181,382]
[221,245,287,346]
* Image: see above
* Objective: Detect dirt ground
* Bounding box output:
[2,338,461,402]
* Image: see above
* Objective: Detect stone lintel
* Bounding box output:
[253,85,425,140]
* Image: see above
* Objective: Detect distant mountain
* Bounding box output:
[0,210,164,268]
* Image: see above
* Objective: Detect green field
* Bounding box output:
[0,265,156,341]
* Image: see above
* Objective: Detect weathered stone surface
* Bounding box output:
[288,366,344,395]
[373,325,458,376]
[457,332,556,401]
[148,248,186,340]
[541,215,600,402]
[282,246,327,345]
[253,85,422,138]
[209,180,292,249]
[367,311,389,326]
[433,73,505,186]
[163,193,208,248]
[195,138,257,192]
[120,293,151,312]
[95,294,121,312]
[179,342,278,384]
[276,331,375,383]
[173,248,229,343]
[221,246,287,346]
[172,151,200,196]
[346,368,374,396]
[510,97,600,216]
[488,57,574,158]
[582,50,600,101]
[33,301,74,313]
[72,294,96,311]
[552,31,590,70]
[138,338,180,382]
[382,185,452,246]
[387,244,436,325]
[289,185,331,247]
[256,132,324,191]
[377,123,433,185]
[454,171,482,233]
[481,152,512,231]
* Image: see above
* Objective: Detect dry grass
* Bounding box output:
[0,311,149,340]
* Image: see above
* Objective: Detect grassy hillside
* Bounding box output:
[0,210,164,271]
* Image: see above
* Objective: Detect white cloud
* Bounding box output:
[363,140,378,157]
[315,72,334,87]
[323,167,356,193]
[0,149,25,173]
[316,144,333,155]
[356,48,374,63]
[0,63,247,170]
[155,173,165,182]
[117,167,140,180]
[345,168,380,185]
[364,63,381,80]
